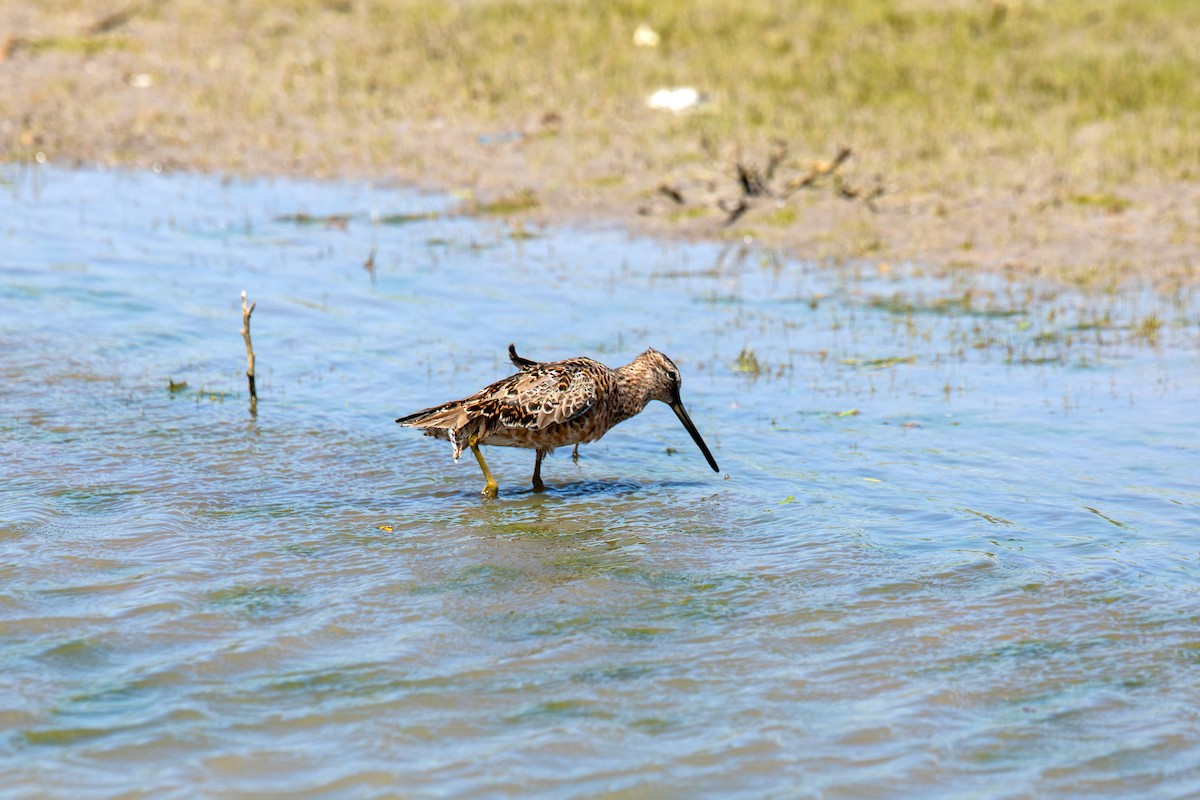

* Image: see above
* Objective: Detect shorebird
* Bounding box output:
[396,344,719,497]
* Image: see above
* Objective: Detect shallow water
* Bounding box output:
[2,165,1198,798]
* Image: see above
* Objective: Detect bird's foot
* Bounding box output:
[481,481,499,499]
[532,477,546,493]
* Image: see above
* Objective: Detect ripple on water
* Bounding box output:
[1,167,1199,797]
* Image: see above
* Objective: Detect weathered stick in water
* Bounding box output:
[240,290,257,413]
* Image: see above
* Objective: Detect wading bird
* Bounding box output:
[396,345,719,497]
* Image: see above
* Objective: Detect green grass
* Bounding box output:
[4,0,1199,277]
[22,34,133,56]
[733,347,763,375]
[1131,312,1163,343]
[270,0,1199,184]
[11,1,1199,177]
[1069,193,1132,214]
[468,188,541,216]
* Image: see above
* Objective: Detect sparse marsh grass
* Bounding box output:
[1131,313,1163,344]
[187,1,1199,179]
[1070,193,1133,214]
[668,205,711,223]
[2,0,1199,280]
[466,188,541,216]
[7,0,1198,180]
[734,347,763,376]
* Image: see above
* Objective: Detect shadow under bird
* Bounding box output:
[395,345,720,497]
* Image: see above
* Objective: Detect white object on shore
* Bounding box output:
[646,87,707,113]
[633,23,660,48]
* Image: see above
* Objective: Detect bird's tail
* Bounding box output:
[508,343,538,371]
[396,402,473,461]
[395,402,466,430]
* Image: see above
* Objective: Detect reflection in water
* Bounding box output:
[1,166,1198,796]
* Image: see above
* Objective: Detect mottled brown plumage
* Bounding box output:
[396,344,719,496]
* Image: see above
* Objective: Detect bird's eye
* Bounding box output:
[668,370,679,383]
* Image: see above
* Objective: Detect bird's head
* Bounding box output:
[630,349,719,472]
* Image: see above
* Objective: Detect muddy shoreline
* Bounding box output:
[2,1,1197,287]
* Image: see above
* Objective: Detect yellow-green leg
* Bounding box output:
[532,449,547,493]
[469,437,499,498]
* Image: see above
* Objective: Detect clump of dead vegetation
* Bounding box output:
[642,143,883,228]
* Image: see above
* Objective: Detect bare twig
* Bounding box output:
[834,174,886,212]
[736,162,768,197]
[834,175,857,201]
[644,142,879,228]
[240,290,257,414]
[363,246,377,284]
[87,1,145,35]
[765,139,788,181]
[721,197,751,227]
[785,146,853,194]
[657,183,685,205]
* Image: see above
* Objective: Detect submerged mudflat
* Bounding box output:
[2,167,1198,796]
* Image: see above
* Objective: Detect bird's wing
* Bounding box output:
[490,365,598,430]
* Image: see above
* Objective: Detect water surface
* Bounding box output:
[2,166,1198,798]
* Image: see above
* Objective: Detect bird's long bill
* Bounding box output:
[670,397,720,472]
